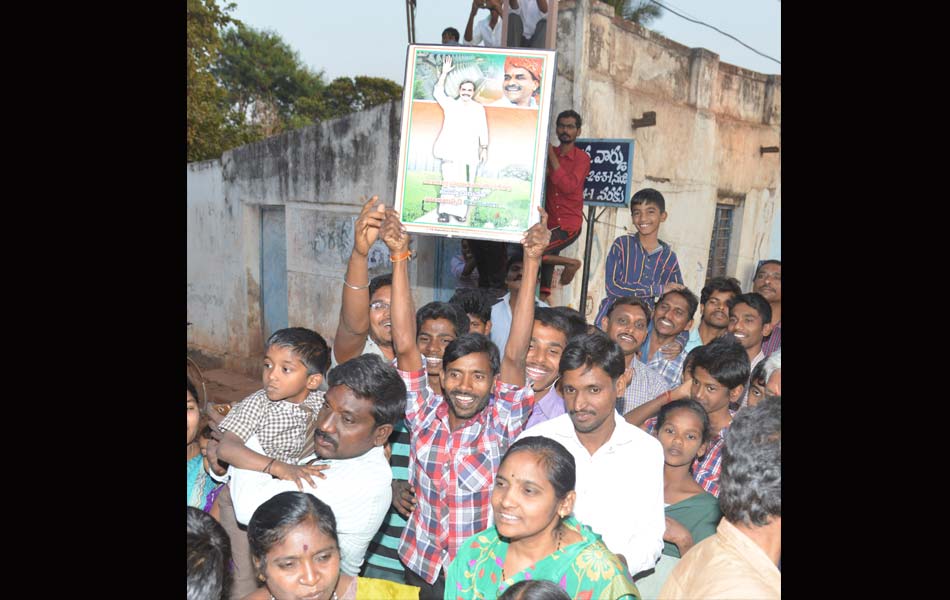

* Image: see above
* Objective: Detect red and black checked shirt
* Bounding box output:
[396,368,535,584]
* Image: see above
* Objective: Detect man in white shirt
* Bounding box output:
[464,0,502,47]
[214,354,406,580]
[517,331,665,578]
[490,250,548,353]
[508,0,548,48]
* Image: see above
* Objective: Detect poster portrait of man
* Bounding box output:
[393,45,556,243]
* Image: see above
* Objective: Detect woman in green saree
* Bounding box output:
[445,436,639,600]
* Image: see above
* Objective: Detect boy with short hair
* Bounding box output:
[726,292,773,408]
[522,306,588,429]
[594,188,684,325]
[212,327,330,487]
[448,287,494,336]
[643,336,750,497]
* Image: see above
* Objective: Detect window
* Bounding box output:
[706,203,734,280]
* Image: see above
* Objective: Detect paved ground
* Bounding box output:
[198,368,260,406]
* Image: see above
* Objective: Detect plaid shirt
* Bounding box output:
[645,408,735,497]
[617,356,673,415]
[218,389,325,463]
[397,367,535,584]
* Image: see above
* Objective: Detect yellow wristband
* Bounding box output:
[390,250,412,262]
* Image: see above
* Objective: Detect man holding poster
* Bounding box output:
[432,56,489,224]
[540,109,590,298]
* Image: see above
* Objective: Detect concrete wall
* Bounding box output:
[550,0,780,314]
[188,0,781,372]
[188,102,439,377]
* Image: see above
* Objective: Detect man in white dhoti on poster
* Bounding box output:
[432,56,489,224]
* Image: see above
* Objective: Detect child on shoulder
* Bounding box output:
[207,327,331,489]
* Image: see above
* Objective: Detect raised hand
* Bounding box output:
[522,206,552,260]
[380,208,410,254]
[659,340,684,360]
[353,195,385,257]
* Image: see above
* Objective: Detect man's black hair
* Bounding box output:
[416,301,471,338]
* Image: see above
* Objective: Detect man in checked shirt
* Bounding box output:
[380,205,550,600]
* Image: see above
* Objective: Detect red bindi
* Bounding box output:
[303,544,308,552]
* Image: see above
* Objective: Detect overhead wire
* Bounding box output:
[647,0,780,65]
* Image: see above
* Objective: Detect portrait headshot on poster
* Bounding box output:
[392,44,557,243]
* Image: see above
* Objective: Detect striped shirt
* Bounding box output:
[397,367,535,584]
[645,408,736,497]
[362,421,410,580]
[641,329,690,389]
[595,234,683,325]
[218,389,325,463]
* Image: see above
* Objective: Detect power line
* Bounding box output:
[648,0,780,66]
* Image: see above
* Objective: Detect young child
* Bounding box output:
[594,188,684,325]
[210,327,331,489]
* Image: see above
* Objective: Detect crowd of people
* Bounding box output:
[188,181,781,599]
[189,5,780,597]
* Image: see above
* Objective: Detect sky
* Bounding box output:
[227,0,780,85]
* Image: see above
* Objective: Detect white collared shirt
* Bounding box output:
[465,14,502,47]
[223,435,393,576]
[517,411,665,576]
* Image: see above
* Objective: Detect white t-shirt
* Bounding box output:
[511,0,547,38]
[223,436,393,577]
[466,14,502,47]
[517,411,666,576]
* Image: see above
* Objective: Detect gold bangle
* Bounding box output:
[390,250,412,262]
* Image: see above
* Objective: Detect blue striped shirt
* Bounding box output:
[595,233,683,324]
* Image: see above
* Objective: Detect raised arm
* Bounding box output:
[624,377,692,427]
[500,207,551,385]
[381,208,422,372]
[434,56,453,106]
[464,1,479,43]
[333,196,386,364]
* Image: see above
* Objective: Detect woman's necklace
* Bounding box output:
[501,525,562,582]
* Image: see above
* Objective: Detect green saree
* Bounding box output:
[445,516,640,600]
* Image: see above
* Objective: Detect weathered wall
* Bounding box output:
[188,102,437,377]
[550,0,780,314]
[187,158,264,375]
[188,0,781,371]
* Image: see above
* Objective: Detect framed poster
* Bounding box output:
[392,44,557,243]
[576,138,635,208]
